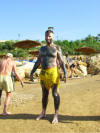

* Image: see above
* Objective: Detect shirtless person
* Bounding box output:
[30,30,67,124]
[0,53,24,115]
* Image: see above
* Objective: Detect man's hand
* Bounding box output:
[63,76,67,83]
[21,81,24,88]
[30,74,34,82]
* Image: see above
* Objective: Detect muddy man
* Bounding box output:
[30,30,67,124]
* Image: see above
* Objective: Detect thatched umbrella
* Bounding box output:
[29,50,39,56]
[13,40,41,49]
[75,47,98,54]
[48,27,54,30]
[0,54,6,58]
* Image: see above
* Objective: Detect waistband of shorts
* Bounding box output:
[0,74,11,77]
[42,66,58,70]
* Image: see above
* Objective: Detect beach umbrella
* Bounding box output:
[13,40,41,49]
[29,50,39,56]
[48,27,54,30]
[75,47,98,54]
[0,54,6,58]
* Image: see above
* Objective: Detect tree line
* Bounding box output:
[0,34,100,58]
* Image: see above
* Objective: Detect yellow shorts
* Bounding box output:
[40,67,60,90]
[0,75,14,92]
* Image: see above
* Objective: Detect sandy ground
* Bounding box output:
[0,75,100,133]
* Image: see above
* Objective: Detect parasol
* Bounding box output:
[0,54,6,58]
[29,50,39,56]
[13,40,41,49]
[48,27,54,30]
[75,47,98,54]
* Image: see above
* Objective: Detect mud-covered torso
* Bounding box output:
[40,45,57,69]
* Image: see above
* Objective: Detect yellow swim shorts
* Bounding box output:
[40,67,60,90]
[0,75,14,92]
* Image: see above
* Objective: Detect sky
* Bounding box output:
[0,0,100,41]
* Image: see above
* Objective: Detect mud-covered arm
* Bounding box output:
[30,54,41,79]
[57,47,67,78]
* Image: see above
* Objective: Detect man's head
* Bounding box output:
[45,30,54,45]
[6,53,13,58]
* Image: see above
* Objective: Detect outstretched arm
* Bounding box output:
[30,54,41,81]
[12,62,24,87]
[57,47,67,82]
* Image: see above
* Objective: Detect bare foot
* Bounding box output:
[2,112,11,116]
[36,113,46,120]
[52,114,58,124]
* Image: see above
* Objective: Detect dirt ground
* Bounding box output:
[0,75,100,133]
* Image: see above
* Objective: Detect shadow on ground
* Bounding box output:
[0,114,100,123]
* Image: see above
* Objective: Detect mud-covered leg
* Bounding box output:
[52,84,60,124]
[36,82,49,120]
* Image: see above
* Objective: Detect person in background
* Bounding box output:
[65,52,72,69]
[69,62,78,78]
[0,53,24,115]
[30,30,67,124]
